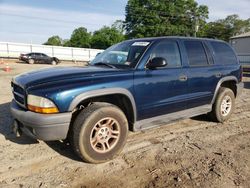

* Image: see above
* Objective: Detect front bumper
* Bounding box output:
[19,57,28,62]
[10,100,72,141]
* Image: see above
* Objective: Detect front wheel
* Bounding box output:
[69,103,128,163]
[210,87,235,122]
[28,59,35,64]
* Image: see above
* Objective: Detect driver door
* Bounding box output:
[134,39,188,120]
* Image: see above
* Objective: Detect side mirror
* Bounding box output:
[146,57,167,69]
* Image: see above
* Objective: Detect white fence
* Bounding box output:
[0,42,103,62]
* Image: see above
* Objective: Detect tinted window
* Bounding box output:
[210,42,237,64]
[184,41,208,66]
[151,40,181,67]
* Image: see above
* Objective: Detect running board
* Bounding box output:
[133,105,212,131]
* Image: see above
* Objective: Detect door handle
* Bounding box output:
[215,73,222,78]
[179,75,188,82]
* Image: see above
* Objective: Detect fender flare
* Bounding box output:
[68,88,137,121]
[211,76,238,104]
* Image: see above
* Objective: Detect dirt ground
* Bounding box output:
[0,60,249,188]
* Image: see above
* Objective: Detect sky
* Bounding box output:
[0,0,249,44]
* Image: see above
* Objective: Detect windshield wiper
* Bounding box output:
[93,62,116,69]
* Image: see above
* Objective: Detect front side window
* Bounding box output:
[90,41,151,68]
[184,41,208,66]
[150,40,181,68]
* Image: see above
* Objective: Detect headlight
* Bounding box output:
[27,95,59,114]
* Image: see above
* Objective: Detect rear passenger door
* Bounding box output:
[183,40,219,109]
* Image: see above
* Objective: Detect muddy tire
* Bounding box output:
[28,59,35,64]
[69,103,128,163]
[210,87,235,122]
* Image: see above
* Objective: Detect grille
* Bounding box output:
[12,82,26,108]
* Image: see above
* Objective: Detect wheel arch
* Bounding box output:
[51,57,59,63]
[68,88,137,129]
[211,76,238,104]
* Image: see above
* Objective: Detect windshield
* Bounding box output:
[90,40,151,68]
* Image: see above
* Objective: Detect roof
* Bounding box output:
[230,31,250,39]
[126,36,223,43]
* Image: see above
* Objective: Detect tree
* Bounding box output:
[90,26,124,49]
[124,0,209,38]
[43,35,63,46]
[62,39,71,47]
[112,20,126,33]
[68,27,91,48]
[203,15,250,41]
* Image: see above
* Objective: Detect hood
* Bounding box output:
[13,66,126,89]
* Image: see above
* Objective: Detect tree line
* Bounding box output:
[44,0,250,49]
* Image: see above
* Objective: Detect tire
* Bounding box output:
[210,87,235,122]
[69,103,128,163]
[28,59,35,64]
[51,60,57,65]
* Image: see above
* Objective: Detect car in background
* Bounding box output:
[19,53,60,65]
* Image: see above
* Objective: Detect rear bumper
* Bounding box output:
[10,100,72,141]
[237,82,244,97]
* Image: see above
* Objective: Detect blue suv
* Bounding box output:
[11,37,243,163]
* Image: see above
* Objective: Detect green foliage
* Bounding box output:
[44,25,123,49]
[43,35,63,46]
[44,5,250,49]
[90,26,124,49]
[112,20,126,33]
[124,0,209,38]
[203,15,250,41]
[62,39,71,47]
[68,27,91,48]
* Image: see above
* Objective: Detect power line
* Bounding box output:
[0,12,102,27]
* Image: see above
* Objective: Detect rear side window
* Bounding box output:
[210,42,237,64]
[184,41,208,66]
[151,40,181,67]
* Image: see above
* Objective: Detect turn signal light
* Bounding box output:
[28,104,59,114]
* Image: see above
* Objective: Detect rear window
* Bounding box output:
[210,42,237,65]
[184,41,208,66]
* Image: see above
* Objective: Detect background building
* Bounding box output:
[230,32,250,71]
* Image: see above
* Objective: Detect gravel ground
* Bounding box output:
[0,61,249,188]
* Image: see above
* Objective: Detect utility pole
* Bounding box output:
[194,17,199,37]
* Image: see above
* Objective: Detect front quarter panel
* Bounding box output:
[26,71,134,112]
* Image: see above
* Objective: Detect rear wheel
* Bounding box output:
[69,103,128,163]
[210,87,235,122]
[28,59,35,64]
